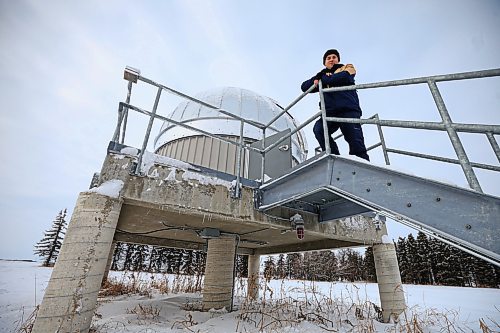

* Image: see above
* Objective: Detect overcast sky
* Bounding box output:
[1,0,499,260]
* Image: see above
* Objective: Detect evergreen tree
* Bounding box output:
[494,265,500,288]
[130,244,150,271]
[34,209,68,267]
[349,250,363,281]
[427,237,444,285]
[302,252,314,280]
[405,234,418,284]
[147,246,163,272]
[434,242,460,286]
[275,254,286,279]
[471,256,498,288]
[395,237,410,283]
[123,243,148,271]
[314,251,334,281]
[323,250,338,281]
[122,243,134,270]
[363,247,376,282]
[111,242,125,271]
[337,249,362,282]
[449,246,466,286]
[180,249,195,275]
[235,254,248,278]
[415,232,433,284]
[192,250,206,277]
[156,247,171,272]
[286,253,302,279]
[263,256,276,281]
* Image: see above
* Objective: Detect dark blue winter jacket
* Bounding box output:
[301,64,362,114]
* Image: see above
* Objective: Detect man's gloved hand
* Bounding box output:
[314,69,326,81]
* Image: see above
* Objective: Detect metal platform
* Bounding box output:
[258,154,500,265]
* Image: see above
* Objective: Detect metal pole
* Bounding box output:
[486,132,500,163]
[386,148,500,172]
[318,81,331,154]
[112,103,124,142]
[121,81,133,144]
[264,111,321,154]
[135,87,162,175]
[234,120,244,198]
[374,114,390,165]
[321,116,500,135]
[322,68,500,93]
[427,80,482,192]
[265,84,317,128]
[260,128,266,184]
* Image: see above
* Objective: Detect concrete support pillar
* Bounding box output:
[373,243,406,322]
[202,236,237,311]
[247,254,260,300]
[101,241,117,286]
[32,192,122,333]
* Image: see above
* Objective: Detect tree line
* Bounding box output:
[109,242,248,278]
[34,210,499,288]
[395,232,500,288]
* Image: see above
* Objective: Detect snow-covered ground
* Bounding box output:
[1,260,499,332]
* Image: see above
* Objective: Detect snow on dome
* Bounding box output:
[154,87,308,163]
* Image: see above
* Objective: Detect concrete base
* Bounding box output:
[247,255,260,299]
[32,192,122,333]
[373,243,406,322]
[202,236,237,311]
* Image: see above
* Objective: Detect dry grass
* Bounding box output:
[126,303,161,321]
[100,272,151,297]
[235,279,385,332]
[234,278,499,333]
[14,306,38,333]
[99,271,204,298]
[171,312,199,332]
[16,273,500,333]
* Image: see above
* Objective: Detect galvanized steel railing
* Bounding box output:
[113,67,500,197]
[316,69,500,193]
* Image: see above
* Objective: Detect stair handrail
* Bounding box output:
[262,68,500,193]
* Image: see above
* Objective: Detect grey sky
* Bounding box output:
[1,0,499,259]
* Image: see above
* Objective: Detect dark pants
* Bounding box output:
[313,109,369,161]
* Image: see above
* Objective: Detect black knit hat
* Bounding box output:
[323,49,340,64]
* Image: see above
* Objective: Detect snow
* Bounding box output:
[115,149,239,190]
[381,235,391,243]
[88,179,124,198]
[164,168,179,182]
[120,147,139,156]
[140,150,195,173]
[1,260,499,333]
[181,170,233,190]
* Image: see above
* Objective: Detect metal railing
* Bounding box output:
[113,66,500,197]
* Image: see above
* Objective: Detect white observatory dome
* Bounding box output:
[154,87,308,177]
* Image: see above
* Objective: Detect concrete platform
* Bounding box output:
[96,144,386,255]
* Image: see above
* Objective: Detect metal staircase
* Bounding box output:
[115,66,500,265]
[257,153,500,265]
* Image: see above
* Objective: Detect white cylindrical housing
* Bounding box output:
[154,87,308,177]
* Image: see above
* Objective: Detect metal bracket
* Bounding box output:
[124,66,141,83]
[199,228,221,239]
